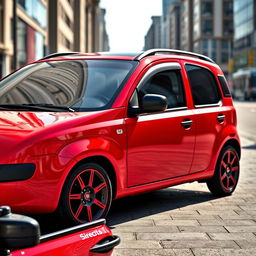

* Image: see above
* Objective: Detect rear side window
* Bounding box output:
[185,64,221,106]
[218,75,231,97]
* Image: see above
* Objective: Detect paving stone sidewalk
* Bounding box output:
[107,137,256,256]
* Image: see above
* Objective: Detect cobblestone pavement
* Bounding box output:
[107,136,256,256]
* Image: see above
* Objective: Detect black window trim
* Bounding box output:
[184,62,223,108]
[131,62,188,113]
[217,75,232,97]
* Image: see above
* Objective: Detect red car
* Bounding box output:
[0,206,120,256]
[0,49,240,224]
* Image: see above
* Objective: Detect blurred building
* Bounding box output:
[161,0,177,48]
[0,0,109,77]
[233,0,256,71]
[168,1,181,49]
[193,0,233,75]
[144,16,161,50]
[98,8,109,52]
[0,0,48,77]
[180,0,193,51]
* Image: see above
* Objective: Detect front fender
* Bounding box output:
[57,137,126,196]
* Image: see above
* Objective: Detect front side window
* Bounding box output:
[186,64,221,106]
[0,60,137,111]
[138,70,186,109]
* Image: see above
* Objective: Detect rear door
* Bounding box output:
[184,64,229,173]
[126,62,196,187]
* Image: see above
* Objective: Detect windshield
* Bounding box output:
[0,60,137,111]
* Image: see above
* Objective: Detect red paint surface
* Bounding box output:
[12,225,113,256]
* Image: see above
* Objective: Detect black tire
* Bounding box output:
[59,163,112,224]
[207,146,240,197]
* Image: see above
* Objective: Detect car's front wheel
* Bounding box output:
[59,163,112,224]
[207,146,240,197]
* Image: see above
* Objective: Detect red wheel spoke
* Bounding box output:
[77,175,85,190]
[94,182,106,193]
[230,154,236,165]
[88,170,94,187]
[221,172,227,181]
[226,177,230,188]
[227,151,231,163]
[94,199,106,209]
[87,206,93,222]
[230,175,236,186]
[69,194,81,200]
[75,204,84,218]
[232,166,239,172]
[221,160,227,169]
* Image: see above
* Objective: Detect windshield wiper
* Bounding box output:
[0,104,75,112]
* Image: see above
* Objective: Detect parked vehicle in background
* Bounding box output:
[0,206,119,256]
[0,49,241,224]
[232,68,256,100]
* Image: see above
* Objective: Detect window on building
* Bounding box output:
[185,64,221,106]
[64,13,72,28]
[202,19,213,35]
[17,19,27,67]
[18,0,46,28]
[138,70,186,109]
[223,1,233,16]
[65,37,72,49]
[59,4,73,29]
[223,20,233,35]
[35,32,44,60]
[201,1,213,17]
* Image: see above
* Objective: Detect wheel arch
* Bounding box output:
[221,138,241,160]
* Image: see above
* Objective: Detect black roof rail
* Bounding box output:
[39,52,82,61]
[135,49,215,63]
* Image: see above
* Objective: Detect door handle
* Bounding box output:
[217,114,225,123]
[90,235,120,253]
[181,119,193,129]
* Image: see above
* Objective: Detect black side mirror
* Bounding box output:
[0,206,40,253]
[129,94,167,116]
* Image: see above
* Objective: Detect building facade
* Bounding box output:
[0,0,109,78]
[180,0,193,51]
[98,8,109,52]
[192,0,233,75]
[0,0,47,77]
[161,0,177,48]
[168,1,181,49]
[144,16,161,50]
[233,0,256,71]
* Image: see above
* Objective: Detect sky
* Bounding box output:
[100,0,162,52]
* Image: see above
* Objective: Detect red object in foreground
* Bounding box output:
[0,49,241,224]
[0,206,119,256]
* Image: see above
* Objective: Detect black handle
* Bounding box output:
[90,235,120,253]
[181,119,193,129]
[217,114,225,123]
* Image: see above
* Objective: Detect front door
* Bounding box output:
[126,63,196,187]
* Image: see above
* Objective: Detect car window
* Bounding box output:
[138,70,186,109]
[185,64,221,106]
[0,60,137,111]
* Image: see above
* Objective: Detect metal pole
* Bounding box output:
[12,0,17,70]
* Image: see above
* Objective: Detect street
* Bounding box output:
[108,101,256,256]
[235,101,256,141]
